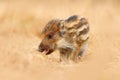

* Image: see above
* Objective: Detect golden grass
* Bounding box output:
[0,0,120,80]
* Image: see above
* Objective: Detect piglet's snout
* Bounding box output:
[38,43,45,52]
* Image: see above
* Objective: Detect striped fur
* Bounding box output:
[38,15,89,63]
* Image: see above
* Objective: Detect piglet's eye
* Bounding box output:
[48,33,54,39]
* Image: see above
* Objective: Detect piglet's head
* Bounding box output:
[38,20,66,55]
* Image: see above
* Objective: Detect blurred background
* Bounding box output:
[0,0,120,80]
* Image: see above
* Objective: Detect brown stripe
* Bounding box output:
[67,26,74,30]
[66,15,78,22]
[67,18,88,30]
[78,26,89,35]
[76,19,88,29]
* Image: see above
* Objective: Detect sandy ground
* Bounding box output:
[0,0,120,80]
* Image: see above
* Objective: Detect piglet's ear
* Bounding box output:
[58,20,64,29]
[58,20,66,37]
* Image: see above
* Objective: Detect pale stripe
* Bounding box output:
[77,24,88,35]
[65,20,80,28]
[80,33,89,40]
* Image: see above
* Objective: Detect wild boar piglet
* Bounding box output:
[38,15,89,63]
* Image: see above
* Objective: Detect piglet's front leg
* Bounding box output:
[59,47,73,63]
[59,47,79,63]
